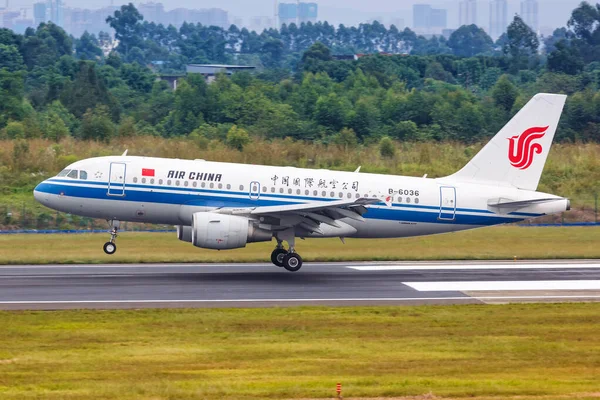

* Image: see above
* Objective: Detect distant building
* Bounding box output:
[520,0,538,32]
[33,2,47,27]
[186,64,256,83]
[413,4,447,34]
[278,2,317,27]
[459,0,477,27]
[489,0,508,40]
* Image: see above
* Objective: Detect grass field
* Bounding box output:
[1,304,600,399]
[1,226,599,264]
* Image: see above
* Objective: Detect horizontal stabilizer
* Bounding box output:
[488,198,560,208]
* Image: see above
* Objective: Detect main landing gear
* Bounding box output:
[270,233,303,272]
[103,220,119,255]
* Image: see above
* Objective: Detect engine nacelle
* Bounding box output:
[176,225,192,243]
[191,212,272,250]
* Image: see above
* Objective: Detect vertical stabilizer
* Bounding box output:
[448,93,567,191]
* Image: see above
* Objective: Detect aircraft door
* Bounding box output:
[107,162,126,196]
[439,186,456,221]
[249,181,260,200]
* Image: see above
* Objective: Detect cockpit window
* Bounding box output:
[80,171,88,180]
[57,169,70,177]
[67,170,78,179]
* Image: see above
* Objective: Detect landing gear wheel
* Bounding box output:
[103,242,117,255]
[282,253,303,272]
[271,248,288,267]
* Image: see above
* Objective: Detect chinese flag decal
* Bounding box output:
[142,168,155,177]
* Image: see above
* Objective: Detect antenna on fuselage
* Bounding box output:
[121,149,128,156]
[354,166,361,173]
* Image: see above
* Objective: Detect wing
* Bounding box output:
[215,197,380,235]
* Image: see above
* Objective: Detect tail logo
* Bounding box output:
[508,126,549,170]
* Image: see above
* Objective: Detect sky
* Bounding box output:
[11,0,584,31]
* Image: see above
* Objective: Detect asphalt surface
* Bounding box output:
[1,260,600,310]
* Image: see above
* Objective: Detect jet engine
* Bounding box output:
[191,212,272,250]
[176,225,193,243]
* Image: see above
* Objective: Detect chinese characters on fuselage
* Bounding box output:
[271,175,359,191]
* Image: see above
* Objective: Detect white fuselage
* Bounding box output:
[33,156,568,239]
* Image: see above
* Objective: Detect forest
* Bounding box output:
[1,2,600,145]
[2,2,600,226]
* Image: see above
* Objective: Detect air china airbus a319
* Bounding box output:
[34,93,570,271]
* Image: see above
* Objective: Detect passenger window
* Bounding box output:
[406,197,411,203]
[57,169,70,177]
[218,183,222,189]
[227,184,232,190]
[210,183,214,188]
[415,198,419,204]
[239,185,244,191]
[271,187,275,193]
[79,171,88,180]
[176,181,180,186]
[185,181,189,187]
[279,188,284,193]
[192,182,197,187]
[167,180,172,185]
[150,179,155,184]
[262,186,267,193]
[159,179,163,185]
[133,177,138,183]
[142,178,146,184]
[67,170,78,179]
[347,193,352,199]
[201,182,206,188]
[288,188,292,194]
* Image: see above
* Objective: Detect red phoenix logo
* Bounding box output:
[508,126,549,170]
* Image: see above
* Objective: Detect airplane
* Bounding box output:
[34,93,570,272]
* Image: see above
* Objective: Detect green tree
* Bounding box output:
[504,15,539,70]
[106,3,144,56]
[75,31,103,60]
[117,116,137,137]
[332,127,358,149]
[390,120,419,141]
[379,136,395,158]
[448,24,494,57]
[45,113,70,141]
[314,93,346,132]
[226,125,250,150]
[0,44,24,71]
[491,75,519,113]
[5,120,25,138]
[79,105,115,142]
[59,61,119,121]
[0,69,26,129]
[21,23,72,69]
[547,40,585,75]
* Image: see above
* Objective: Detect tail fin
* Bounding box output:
[448,93,567,191]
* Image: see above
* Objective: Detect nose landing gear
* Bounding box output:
[103,220,119,255]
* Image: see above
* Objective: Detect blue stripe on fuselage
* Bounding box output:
[36,181,532,226]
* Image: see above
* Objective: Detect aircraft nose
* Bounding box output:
[33,181,47,205]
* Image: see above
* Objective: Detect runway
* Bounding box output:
[1,260,600,310]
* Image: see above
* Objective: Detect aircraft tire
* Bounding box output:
[271,248,288,267]
[282,253,302,272]
[103,242,117,255]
